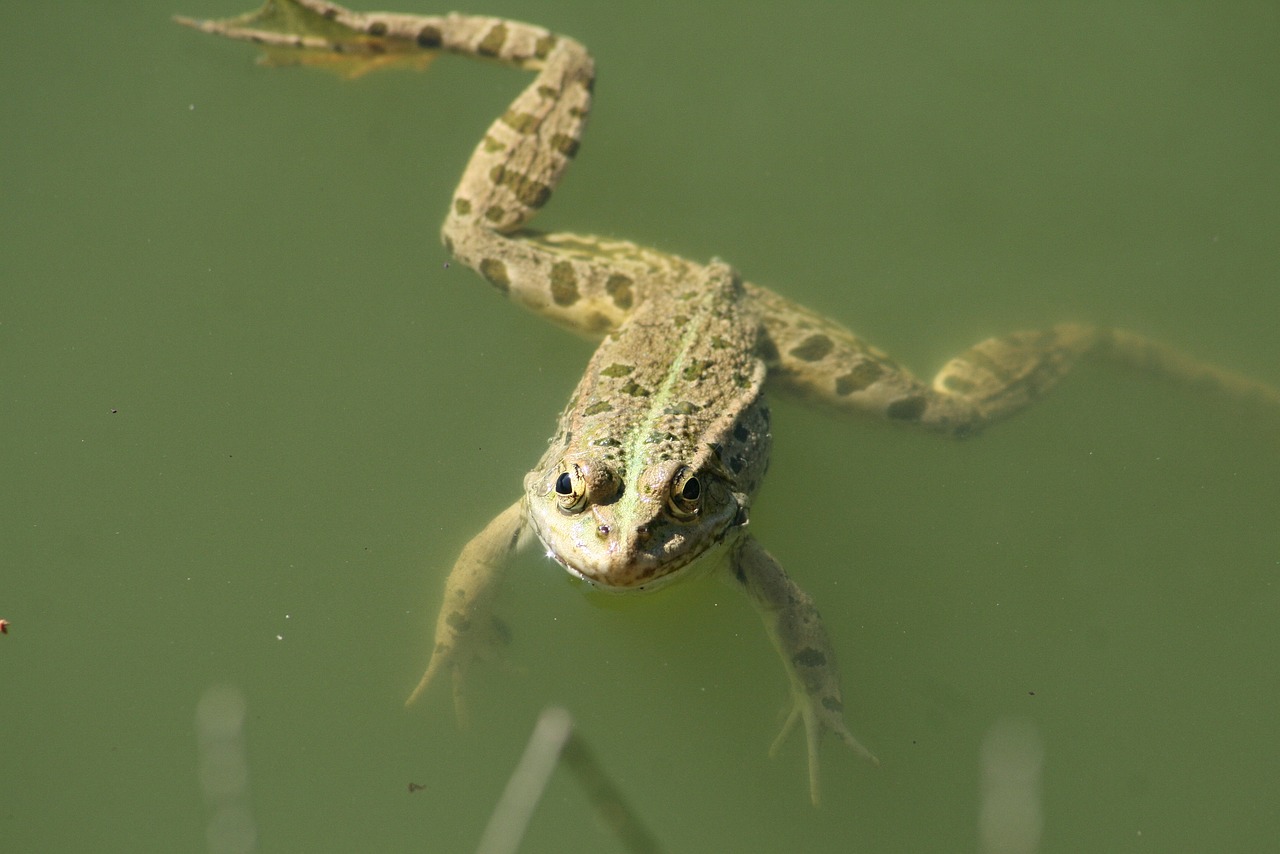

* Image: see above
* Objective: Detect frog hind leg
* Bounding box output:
[730,535,877,807]
[757,290,1280,436]
[177,2,675,338]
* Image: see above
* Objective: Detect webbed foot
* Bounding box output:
[769,687,878,806]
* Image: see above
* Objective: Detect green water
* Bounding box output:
[3,2,1278,851]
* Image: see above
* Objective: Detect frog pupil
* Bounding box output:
[555,472,573,495]
[681,477,700,501]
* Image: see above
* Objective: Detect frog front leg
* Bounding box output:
[406,499,529,725]
[730,534,878,806]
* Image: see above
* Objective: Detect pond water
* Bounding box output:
[3,2,1278,851]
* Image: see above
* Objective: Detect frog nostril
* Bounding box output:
[597,524,611,537]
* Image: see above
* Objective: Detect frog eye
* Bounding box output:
[667,467,701,520]
[553,465,588,513]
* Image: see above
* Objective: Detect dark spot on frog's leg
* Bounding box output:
[416,24,442,48]
[605,274,634,310]
[453,198,472,217]
[366,20,387,36]
[477,22,508,57]
[790,334,834,362]
[512,176,552,209]
[940,373,977,394]
[534,34,558,60]
[887,395,928,422]
[821,696,844,713]
[583,400,614,416]
[835,361,885,395]
[756,335,780,366]
[792,648,827,668]
[488,164,552,209]
[550,261,580,306]
[445,611,471,632]
[479,258,510,293]
[600,363,634,378]
[484,206,506,223]
[500,110,540,134]
[550,133,580,157]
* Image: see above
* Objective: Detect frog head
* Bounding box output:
[524,452,747,590]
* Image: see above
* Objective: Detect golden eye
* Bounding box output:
[553,465,588,513]
[667,467,701,520]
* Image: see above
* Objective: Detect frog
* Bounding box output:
[176,0,1280,805]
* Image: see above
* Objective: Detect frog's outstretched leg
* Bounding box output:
[177,1,670,335]
[405,499,528,725]
[930,324,1280,431]
[757,297,1280,436]
[731,535,878,806]
[176,3,1279,436]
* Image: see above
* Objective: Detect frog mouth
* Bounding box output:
[537,532,723,592]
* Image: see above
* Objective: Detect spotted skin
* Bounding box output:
[521,263,768,590]
[178,0,1280,806]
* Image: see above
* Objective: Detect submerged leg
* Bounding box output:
[730,535,877,806]
[406,499,528,725]
[758,299,1280,436]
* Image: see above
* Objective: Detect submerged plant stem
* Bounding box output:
[476,707,664,854]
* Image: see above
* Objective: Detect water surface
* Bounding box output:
[3,2,1278,851]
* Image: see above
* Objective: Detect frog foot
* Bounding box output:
[174,1,440,79]
[405,613,514,729]
[769,690,878,807]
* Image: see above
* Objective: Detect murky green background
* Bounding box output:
[4,2,1278,851]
